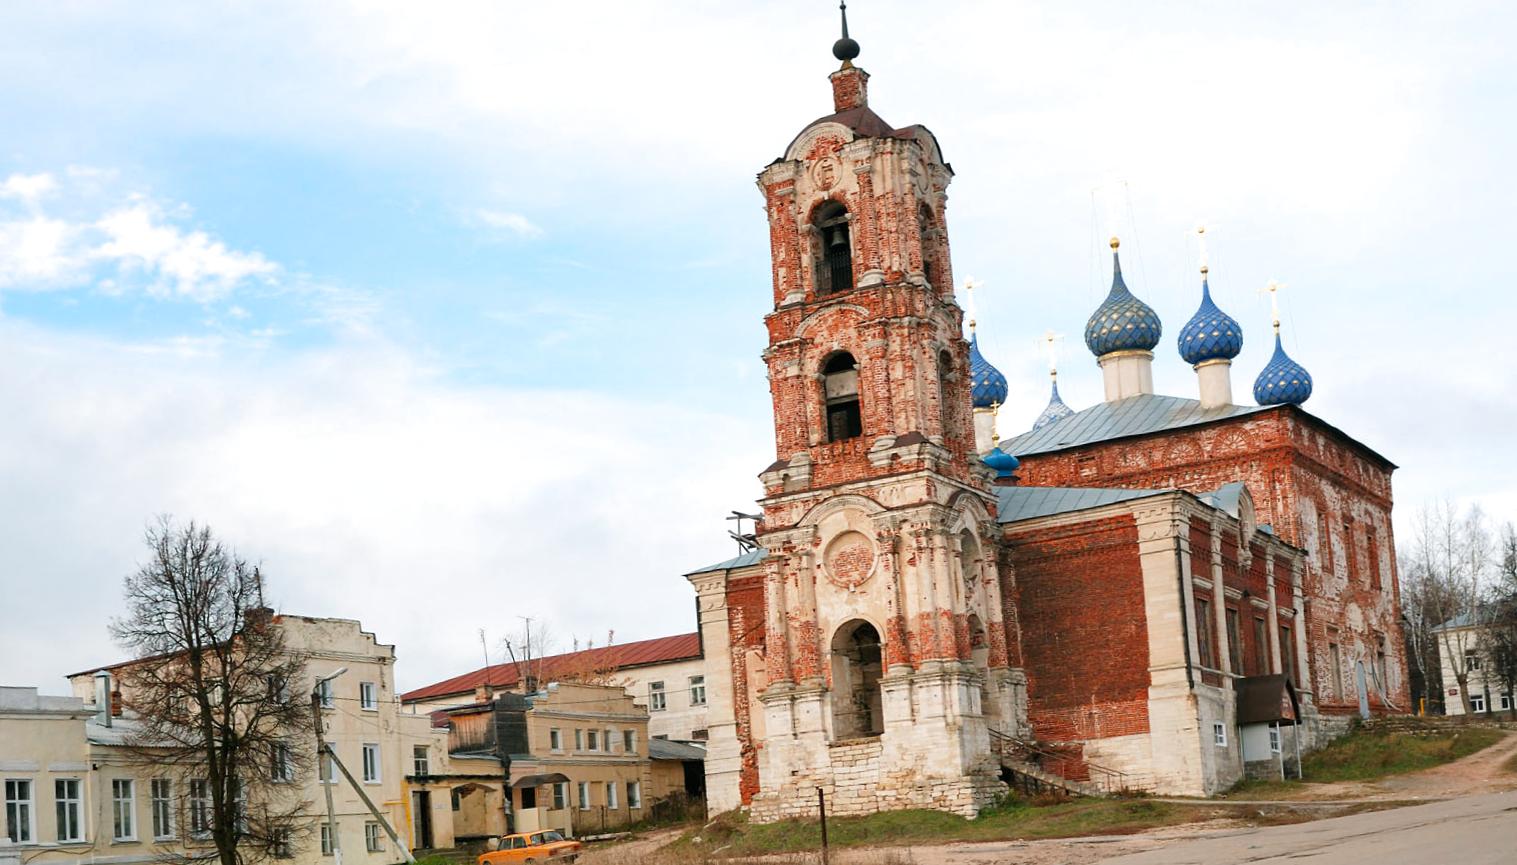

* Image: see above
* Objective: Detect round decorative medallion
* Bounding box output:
[824,530,876,589]
[812,155,842,190]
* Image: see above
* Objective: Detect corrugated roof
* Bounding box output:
[685,549,767,576]
[648,739,708,762]
[400,632,702,703]
[996,486,1171,523]
[1002,393,1268,458]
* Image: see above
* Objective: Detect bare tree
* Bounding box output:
[110,518,311,865]
[1482,522,1517,719]
[1406,501,1491,716]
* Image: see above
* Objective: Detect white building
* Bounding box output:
[1434,613,1515,716]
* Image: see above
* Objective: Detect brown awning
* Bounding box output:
[1236,675,1299,725]
[511,772,570,789]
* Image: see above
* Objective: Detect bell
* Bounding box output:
[828,228,848,249]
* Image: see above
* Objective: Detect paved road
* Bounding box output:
[1098,790,1517,865]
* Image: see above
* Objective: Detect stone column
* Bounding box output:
[1210,521,1231,676]
[1264,549,1282,674]
[686,569,743,813]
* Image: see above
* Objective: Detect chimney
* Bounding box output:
[111,690,124,718]
[474,684,490,704]
[93,671,112,728]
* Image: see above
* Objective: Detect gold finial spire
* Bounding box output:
[1109,236,1120,250]
[1195,225,1209,274]
[963,276,982,332]
[1041,329,1064,376]
[1263,279,1286,332]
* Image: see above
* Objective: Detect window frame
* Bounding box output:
[552,783,567,810]
[1471,692,1487,713]
[320,823,333,856]
[577,781,590,810]
[1194,598,1215,669]
[317,678,335,709]
[623,730,635,754]
[364,821,384,852]
[54,778,83,843]
[5,778,35,845]
[1268,724,1281,754]
[361,743,382,784]
[648,681,667,712]
[189,779,211,838]
[271,741,294,783]
[689,674,707,707]
[111,778,137,842]
[150,778,175,840]
[412,745,429,778]
[549,728,562,752]
[626,781,641,810]
[359,681,378,712]
[604,781,618,810]
[1212,722,1228,748]
[586,729,600,753]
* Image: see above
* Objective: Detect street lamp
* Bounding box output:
[312,668,347,865]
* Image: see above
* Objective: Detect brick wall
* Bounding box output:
[1006,515,1150,742]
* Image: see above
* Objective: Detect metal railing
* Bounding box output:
[987,728,1132,795]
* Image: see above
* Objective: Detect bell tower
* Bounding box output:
[746,4,1025,821]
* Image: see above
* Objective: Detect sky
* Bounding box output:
[2,0,1514,692]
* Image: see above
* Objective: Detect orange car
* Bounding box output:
[477,831,582,864]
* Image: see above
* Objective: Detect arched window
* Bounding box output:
[938,348,955,438]
[822,352,863,442]
[918,204,936,288]
[830,619,883,738]
[813,201,853,296]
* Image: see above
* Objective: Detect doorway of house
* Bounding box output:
[411,791,432,850]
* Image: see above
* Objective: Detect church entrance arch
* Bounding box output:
[831,619,884,739]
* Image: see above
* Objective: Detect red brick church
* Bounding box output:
[685,9,1406,819]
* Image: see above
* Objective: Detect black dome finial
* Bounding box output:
[833,1,861,64]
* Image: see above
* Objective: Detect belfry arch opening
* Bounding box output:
[822,352,863,442]
[831,619,884,739]
[813,200,854,296]
[938,348,956,439]
[918,203,936,287]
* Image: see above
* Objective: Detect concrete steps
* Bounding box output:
[997,756,1108,799]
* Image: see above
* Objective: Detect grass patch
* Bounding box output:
[1299,727,1504,782]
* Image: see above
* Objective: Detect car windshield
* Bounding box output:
[538,831,565,843]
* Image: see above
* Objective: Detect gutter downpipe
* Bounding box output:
[1174,515,1194,690]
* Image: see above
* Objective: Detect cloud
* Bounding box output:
[93,201,278,301]
[474,208,544,239]
[0,172,58,206]
[0,172,278,301]
[0,322,766,691]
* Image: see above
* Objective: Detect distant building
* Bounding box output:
[401,633,709,742]
[1434,613,1515,716]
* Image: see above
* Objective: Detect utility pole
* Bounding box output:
[817,787,829,865]
[312,668,347,865]
[325,744,416,863]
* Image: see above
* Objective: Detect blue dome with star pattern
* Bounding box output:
[1253,332,1313,405]
[1032,376,1074,429]
[969,334,1009,409]
[1177,274,1243,365]
[1085,245,1162,357]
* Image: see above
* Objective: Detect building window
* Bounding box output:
[1329,637,1343,698]
[1472,693,1487,713]
[604,728,614,753]
[626,782,641,810]
[1280,624,1296,683]
[1194,598,1215,669]
[1368,528,1382,590]
[1252,617,1270,676]
[587,730,600,752]
[577,782,590,810]
[623,730,636,754]
[648,682,667,712]
[364,821,384,852]
[689,675,707,706]
[831,619,885,739]
[112,778,136,841]
[151,778,174,840]
[519,786,536,810]
[1225,608,1242,675]
[1268,724,1281,754]
[271,826,293,859]
[1500,693,1513,712]
[362,743,381,783]
[1213,722,1228,747]
[5,779,34,844]
[691,728,709,741]
[272,741,294,782]
[574,729,584,750]
[359,681,378,711]
[317,678,335,709]
[189,779,211,837]
[1465,649,1482,671]
[55,779,82,843]
[549,728,562,752]
[320,824,333,855]
[812,200,853,296]
[450,789,461,812]
[552,783,567,810]
[821,352,863,442]
[605,782,618,810]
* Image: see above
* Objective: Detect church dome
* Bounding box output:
[969,334,1009,409]
[982,446,1020,478]
[1032,377,1075,429]
[1177,272,1243,365]
[1085,240,1162,357]
[1253,332,1313,405]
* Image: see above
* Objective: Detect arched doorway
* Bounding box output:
[831,620,884,738]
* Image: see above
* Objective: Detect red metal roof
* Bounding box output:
[399,632,701,704]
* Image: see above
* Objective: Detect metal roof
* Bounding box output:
[995,486,1172,524]
[400,632,702,703]
[1001,393,1269,458]
[648,739,708,762]
[685,549,767,576]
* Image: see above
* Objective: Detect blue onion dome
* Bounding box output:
[968,333,1009,409]
[1085,238,1162,357]
[1032,375,1074,429]
[982,445,1020,478]
[1177,269,1243,365]
[1253,330,1313,405]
